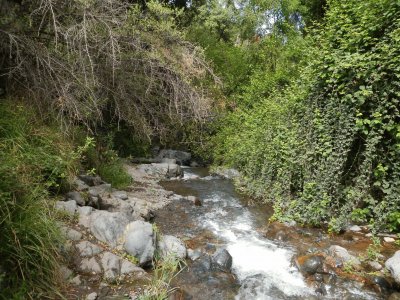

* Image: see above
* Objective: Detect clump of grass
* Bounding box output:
[138,255,185,300]
[98,159,132,189]
[0,99,78,298]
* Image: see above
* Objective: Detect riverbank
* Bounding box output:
[57,153,400,299]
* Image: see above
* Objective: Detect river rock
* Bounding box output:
[139,163,183,179]
[236,274,288,300]
[348,225,362,232]
[188,249,202,261]
[79,175,103,186]
[88,184,112,198]
[368,261,382,271]
[193,254,212,273]
[73,177,89,191]
[328,245,361,267]
[65,191,85,206]
[86,292,98,300]
[158,235,187,259]
[211,248,232,272]
[112,190,128,200]
[56,200,77,215]
[371,276,391,291]
[89,210,131,247]
[384,237,395,243]
[76,241,103,257]
[156,149,192,166]
[65,228,82,241]
[101,252,121,281]
[78,206,94,227]
[120,260,140,275]
[298,255,324,275]
[79,257,102,274]
[385,250,400,284]
[123,220,156,266]
[98,193,134,213]
[78,205,93,216]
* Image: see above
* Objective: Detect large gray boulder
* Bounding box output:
[158,235,187,259]
[385,250,400,284]
[89,211,132,247]
[139,163,183,179]
[123,221,156,266]
[212,248,232,272]
[156,149,191,166]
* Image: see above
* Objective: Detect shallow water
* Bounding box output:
[158,168,382,300]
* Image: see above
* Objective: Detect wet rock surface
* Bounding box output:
[212,248,233,272]
[123,220,156,266]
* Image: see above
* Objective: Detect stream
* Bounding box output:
[156,167,383,300]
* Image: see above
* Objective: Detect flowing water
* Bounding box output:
[157,168,382,300]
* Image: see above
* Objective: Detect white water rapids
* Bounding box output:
[161,168,381,300]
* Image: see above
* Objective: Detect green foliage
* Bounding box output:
[97,160,132,189]
[0,99,81,298]
[212,0,400,231]
[365,236,382,262]
[81,133,132,189]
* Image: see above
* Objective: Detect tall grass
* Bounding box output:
[138,255,185,300]
[0,99,76,298]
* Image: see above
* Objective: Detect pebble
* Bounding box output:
[368,261,383,271]
[86,292,98,300]
[384,237,395,243]
[348,225,362,232]
[70,275,82,285]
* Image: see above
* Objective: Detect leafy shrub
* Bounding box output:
[98,160,132,189]
[213,0,400,231]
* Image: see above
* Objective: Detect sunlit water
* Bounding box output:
[161,168,380,300]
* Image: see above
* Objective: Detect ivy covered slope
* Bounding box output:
[213,0,400,232]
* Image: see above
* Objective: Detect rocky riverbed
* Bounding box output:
[56,150,400,300]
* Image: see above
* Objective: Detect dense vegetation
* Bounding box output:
[1,0,400,297]
[208,0,400,232]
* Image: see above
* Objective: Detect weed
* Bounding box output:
[138,255,185,300]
